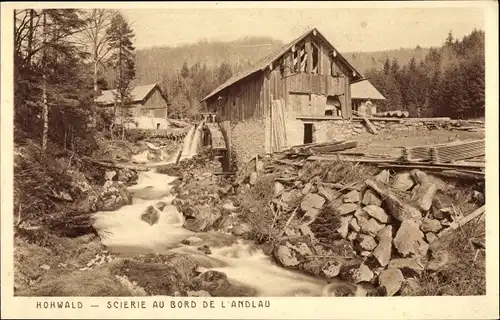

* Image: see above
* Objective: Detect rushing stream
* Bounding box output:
[93,124,355,297]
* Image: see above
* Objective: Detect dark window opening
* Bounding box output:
[325,109,334,116]
[304,123,313,144]
[312,43,319,74]
[156,123,160,130]
[293,44,307,73]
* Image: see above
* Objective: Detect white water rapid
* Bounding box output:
[93,128,361,297]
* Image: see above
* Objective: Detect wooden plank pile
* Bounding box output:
[401,139,485,163]
[284,140,358,156]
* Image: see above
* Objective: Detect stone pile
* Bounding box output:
[159,150,237,233]
[257,161,483,296]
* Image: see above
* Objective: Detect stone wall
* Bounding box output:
[231,119,266,167]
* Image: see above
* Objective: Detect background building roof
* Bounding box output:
[351,79,386,100]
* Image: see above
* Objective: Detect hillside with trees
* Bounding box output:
[128,38,436,119]
[365,29,485,119]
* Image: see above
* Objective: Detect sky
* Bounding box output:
[120,6,485,52]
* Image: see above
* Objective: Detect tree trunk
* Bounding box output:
[41,12,48,152]
[27,9,34,68]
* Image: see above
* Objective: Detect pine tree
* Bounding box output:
[180,62,190,79]
[383,57,390,75]
[217,62,233,84]
[106,13,136,138]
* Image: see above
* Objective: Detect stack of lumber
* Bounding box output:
[284,140,358,156]
[374,110,410,118]
[400,139,485,163]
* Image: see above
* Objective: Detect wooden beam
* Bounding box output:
[438,206,485,238]
[305,40,312,74]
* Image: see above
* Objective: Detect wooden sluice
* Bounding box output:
[200,113,231,172]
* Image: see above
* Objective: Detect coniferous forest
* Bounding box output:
[365,30,485,119]
[130,29,484,120]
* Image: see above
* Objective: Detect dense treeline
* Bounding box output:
[366,30,485,119]
[14,9,137,153]
[159,61,236,119]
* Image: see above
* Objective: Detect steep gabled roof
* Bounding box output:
[351,79,386,100]
[201,28,363,102]
[95,83,166,106]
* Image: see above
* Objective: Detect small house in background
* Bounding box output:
[201,28,364,163]
[95,83,169,129]
[350,79,385,116]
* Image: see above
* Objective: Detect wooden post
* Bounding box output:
[305,39,312,74]
[221,120,231,172]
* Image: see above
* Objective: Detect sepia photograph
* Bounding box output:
[1,1,499,319]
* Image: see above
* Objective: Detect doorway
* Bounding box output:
[303,123,313,144]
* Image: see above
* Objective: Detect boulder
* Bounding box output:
[393,220,425,257]
[343,190,360,203]
[392,172,414,191]
[421,218,442,233]
[274,182,285,195]
[302,182,313,195]
[350,217,361,232]
[249,172,258,185]
[425,232,438,244]
[222,202,238,213]
[388,257,425,276]
[181,236,204,245]
[334,203,358,216]
[365,179,421,222]
[155,201,167,211]
[183,205,222,232]
[231,223,252,236]
[357,234,377,251]
[337,216,352,238]
[193,270,256,297]
[301,193,325,212]
[105,170,117,181]
[317,185,335,202]
[352,264,374,284]
[274,245,300,267]
[362,190,382,206]
[375,170,390,183]
[347,232,358,242]
[363,205,390,223]
[411,169,438,212]
[358,217,385,237]
[97,182,132,211]
[379,268,404,296]
[140,205,160,226]
[321,260,343,278]
[197,245,212,255]
[373,226,393,267]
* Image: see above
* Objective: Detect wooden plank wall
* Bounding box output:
[208,72,267,122]
[207,33,356,122]
[288,73,345,97]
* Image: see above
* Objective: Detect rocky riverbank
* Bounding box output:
[160,148,486,296]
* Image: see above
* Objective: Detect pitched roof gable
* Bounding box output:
[201,28,363,102]
[95,83,163,106]
[351,79,386,100]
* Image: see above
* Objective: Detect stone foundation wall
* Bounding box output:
[231,119,266,167]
